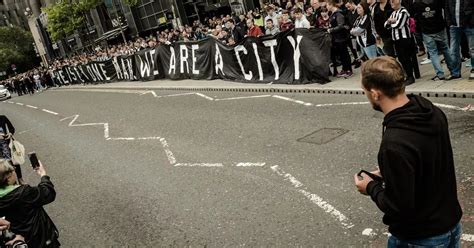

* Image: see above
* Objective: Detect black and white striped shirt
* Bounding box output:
[384,7,411,41]
[351,15,376,47]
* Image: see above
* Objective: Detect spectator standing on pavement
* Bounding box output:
[412,0,457,81]
[316,7,331,29]
[294,8,311,29]
[0,159,60,247]
[226,19,245,43]
[385,0,417,84]
[280,10,295,32]
[345,0,362,66]
[355,56,463,247]
[445,0,474,80]
[265,19,280,35]
[351,1,378,59]
[327,0,353,78]
[246,19,264,37]
[373,0,395,56]
[265,6,280,29]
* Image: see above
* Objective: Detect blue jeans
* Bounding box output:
[423,30,456,78]
[363,44,378,59]
[387,222,462,248]
[449,26,474,76]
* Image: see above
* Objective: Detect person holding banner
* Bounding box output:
[327,0,354,78]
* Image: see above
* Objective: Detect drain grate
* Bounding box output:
[297,128,349,145]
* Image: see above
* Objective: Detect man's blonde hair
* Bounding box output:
[361,56,406,98]
[0,159,14,188]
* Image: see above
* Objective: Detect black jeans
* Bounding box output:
[334,41,352,72]
[382,37,396,57]
[394,38,417,79]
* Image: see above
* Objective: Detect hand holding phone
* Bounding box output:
[28,152,40,169]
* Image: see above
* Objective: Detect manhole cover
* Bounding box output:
[297,128,349,145]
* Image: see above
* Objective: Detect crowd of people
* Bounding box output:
[0,115,59,247]
[1,0,473,90]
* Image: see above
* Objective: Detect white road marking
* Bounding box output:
[159,138,176,165]
[235,162,266,167]
[16,102,24,106]
[272,95,313,106]
[434,103,473,112]
[108,137,136,141]
[314,102,369,107]
[215,95,272,101]
[140,90,157,97]
[462,234,474,242]
[6,101,14,104]
[41,109,58,115]
[26,105,38,109]
[175,163,224,167]
[271,165,354,229]
[159,92,196,98]
[194,93,214,101]
[137,137,162,140]
[362,228,376,237]
[60,115,109,139]
[18,129,34,135]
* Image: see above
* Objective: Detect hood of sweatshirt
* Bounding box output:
[0,185,23,209]
[382,95,441,136]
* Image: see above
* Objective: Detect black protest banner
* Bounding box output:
[53,28,331,85]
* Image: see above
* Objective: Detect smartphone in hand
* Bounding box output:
[28,152,40,169]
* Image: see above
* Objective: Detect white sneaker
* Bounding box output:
[420,58,432,65]
[466,59,472,67]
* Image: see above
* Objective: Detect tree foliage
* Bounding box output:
[123,0,138,7]
[0,26,38,73]
[43,0,102,42]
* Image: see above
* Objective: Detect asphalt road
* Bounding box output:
[1,88,473,247]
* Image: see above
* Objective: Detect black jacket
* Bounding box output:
[0,176,59,247]
[329,9,350,42]
[367,95,462,240]
[0,115,15,134]
[445,0,474,27]
[412,0,446,34]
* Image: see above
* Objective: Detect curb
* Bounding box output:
[60,85,474,99]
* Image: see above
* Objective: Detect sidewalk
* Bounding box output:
[63,62,474,98]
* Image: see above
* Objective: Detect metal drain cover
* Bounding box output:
[297,128,349,145]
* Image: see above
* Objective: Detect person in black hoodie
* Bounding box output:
[0,159,59,247]
[354,56,463,247]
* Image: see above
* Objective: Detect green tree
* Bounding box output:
[43,0,102,42]
[0,26,39,73]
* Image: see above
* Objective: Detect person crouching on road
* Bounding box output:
[354,56,463,247]
[0,159,60,247]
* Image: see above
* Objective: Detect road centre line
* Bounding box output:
[26,105,38,109]
[270,165,354,229]
[15,102,24,106]
[175,163,224,167]
[41,109,58,115]
[235,162,266,167]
